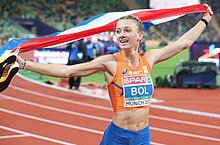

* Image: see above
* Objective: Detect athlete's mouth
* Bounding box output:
[120,39,129,43]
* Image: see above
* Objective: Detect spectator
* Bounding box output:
[67,39,86,90]
[85,40,95,61]
[104,36,119,55]
[95,39,105,56]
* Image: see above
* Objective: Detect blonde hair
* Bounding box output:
[119,15,143,32]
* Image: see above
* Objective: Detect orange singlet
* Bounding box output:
[107,52,154,112]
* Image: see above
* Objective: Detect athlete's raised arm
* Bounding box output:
[145,4,213,66]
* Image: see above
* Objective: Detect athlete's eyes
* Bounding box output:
[125,29,131,32]
[115,29,131,34]
[115,29,121,34]
[115,27,132,35]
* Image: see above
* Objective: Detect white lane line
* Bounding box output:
[0,134,28,139]
[0,94,111,122]
[1,93,219,130]
[10,85,112,111]
[11,86,220,118]
[0,96,7,100]
[0,108,103,135]
[1,108,220,142]
[151,127,220,142]
[0,125,163,145]
[10,85,220,119]
[151,142,166,145]
[16,73,109,100]
[151,104,220,119]
[149,115,220,130]
[4,88,166,145]
[0,126,76,145]
[15,74,220,119]
[0,95,166,145]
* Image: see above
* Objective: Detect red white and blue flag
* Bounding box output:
[0,4,207,56]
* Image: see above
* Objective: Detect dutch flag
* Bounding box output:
[0,4,207,56]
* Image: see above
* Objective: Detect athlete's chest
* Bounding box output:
[118,66,154,108]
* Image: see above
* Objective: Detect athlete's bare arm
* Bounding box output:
[144,4,213,66]
[17,54,116,79]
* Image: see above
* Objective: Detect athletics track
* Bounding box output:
[0,60,220,145]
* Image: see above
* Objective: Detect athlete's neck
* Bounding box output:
[121,50,139,68]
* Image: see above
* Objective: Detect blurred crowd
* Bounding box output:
[155,13,220,42]
[146,0,220,43]
[0,0,220,49]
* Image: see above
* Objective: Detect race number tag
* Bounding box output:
[122,74,153,107]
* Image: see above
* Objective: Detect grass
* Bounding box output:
[81,72,105,83]
[151,49,189,81]
[19,48,220,87]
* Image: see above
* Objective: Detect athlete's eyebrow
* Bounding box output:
[116,26,132,30]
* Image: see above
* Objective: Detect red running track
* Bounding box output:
[0,75,220,145]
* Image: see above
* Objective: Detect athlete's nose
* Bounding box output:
[117,31,126,40]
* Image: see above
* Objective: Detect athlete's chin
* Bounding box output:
[119,45,130,50]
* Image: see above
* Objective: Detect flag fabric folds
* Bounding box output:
[0,4,207,56]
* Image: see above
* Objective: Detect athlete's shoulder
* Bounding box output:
[142,50,159,67]
[95,53,117,62]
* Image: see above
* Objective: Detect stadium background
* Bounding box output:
[0,0,220,86]
[1,1,220,145]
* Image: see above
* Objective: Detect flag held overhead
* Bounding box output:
[0,4,208,92]
[0,4,207,56]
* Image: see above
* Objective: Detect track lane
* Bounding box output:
[0,91,219,144]
[153,88,220,114]
[0,125,77,145]
[0,75,220,145]
[0,110,102,145]
[0,96,219,145]
[150,109,220,126]
[0,99,109,132]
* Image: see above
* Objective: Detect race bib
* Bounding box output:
[122,74,153,108]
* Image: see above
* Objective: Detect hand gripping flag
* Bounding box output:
[0,4,207,92]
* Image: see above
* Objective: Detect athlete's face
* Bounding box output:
[115,19,143,50]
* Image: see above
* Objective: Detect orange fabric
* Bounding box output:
[107,52,154,112]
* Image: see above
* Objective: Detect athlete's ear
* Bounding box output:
[138,31,144,41]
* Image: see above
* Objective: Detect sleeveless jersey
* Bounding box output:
[107,52,154,112]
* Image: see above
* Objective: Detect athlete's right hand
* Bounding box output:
[16,55,25,69]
